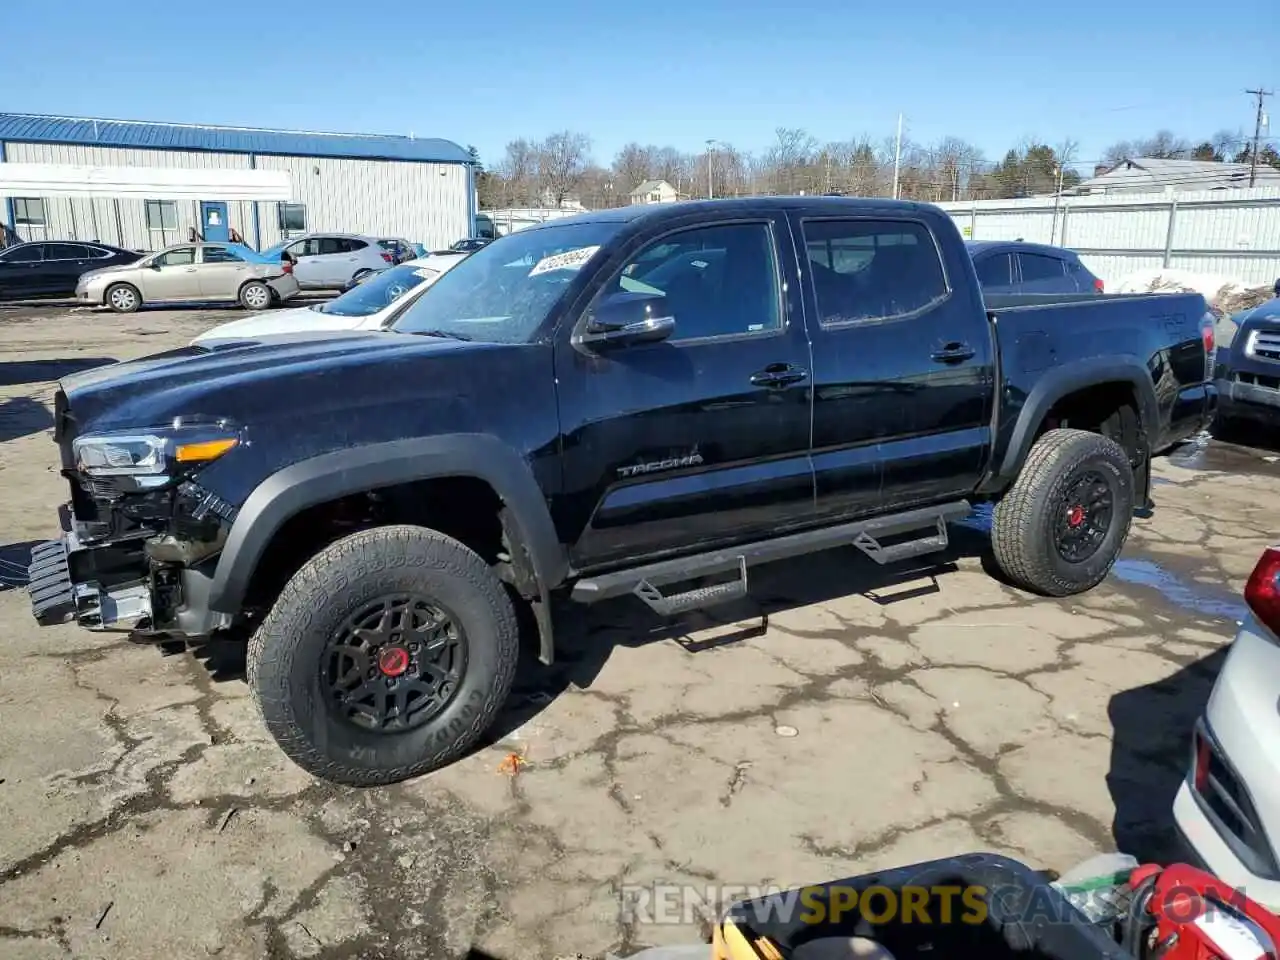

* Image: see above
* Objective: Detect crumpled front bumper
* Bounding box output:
[26,532,152,630]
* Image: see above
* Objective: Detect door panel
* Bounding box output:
[0,244,45,297]
[793,215,994,516]
[140,247,200,300]
[288,239,324,287]
[42,243,92,296]
[553,216,815,570]
[197,245,252,299]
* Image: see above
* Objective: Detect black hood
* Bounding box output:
[59,329,501,432]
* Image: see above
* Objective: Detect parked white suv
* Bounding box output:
[273,233,393,291]
[1173,545,1280,908]
[190,255,465,346]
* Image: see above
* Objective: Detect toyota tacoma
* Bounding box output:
[27,197,1217,786]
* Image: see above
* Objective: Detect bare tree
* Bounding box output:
[537,131,592,206]
[495,139,539,207]
[612,143,658,195]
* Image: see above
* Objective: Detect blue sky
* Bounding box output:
[1,0,1274,173]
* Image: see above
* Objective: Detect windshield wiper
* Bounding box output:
[411,328,473,341]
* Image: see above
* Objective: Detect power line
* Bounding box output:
[1246,87,1274,187]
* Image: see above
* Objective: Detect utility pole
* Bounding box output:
[1246,87,1272,187]
[705,139,716,199]
[892,113,903,199]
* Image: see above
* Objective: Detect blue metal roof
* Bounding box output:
[0,113,471,165]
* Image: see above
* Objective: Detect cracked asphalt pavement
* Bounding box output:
[2,303,1279,958]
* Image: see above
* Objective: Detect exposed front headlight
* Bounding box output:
[73,420,241,484]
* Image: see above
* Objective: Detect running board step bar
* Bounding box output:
[570,500,971,609]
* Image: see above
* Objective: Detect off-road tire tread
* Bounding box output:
[246,524,519,786]
[991,428,1133,597]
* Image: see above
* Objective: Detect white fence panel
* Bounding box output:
[938,187,1280,287]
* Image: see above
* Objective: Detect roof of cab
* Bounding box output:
[521,195,936,230]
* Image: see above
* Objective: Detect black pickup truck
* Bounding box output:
[27,197,1216,786]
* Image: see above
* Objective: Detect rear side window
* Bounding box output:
[344,238,368,252]
[802,219,948,324]
[974,253,1014,288]
[1018,253,1066,282]
[202,246,245,263]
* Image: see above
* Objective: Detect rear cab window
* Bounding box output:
[801,219,949,324]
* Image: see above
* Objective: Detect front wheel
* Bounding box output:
[246,525,520,786]
[990,428,1135,596]
[239,280,272,311]
[105,282,141,313]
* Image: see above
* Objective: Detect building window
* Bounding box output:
[145,200,178,231]
[650,192,661,202]
[14,198,46,225]
[278,203,307,233]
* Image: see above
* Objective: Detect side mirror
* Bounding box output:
[581,291,675,349]
[149,262,162,270]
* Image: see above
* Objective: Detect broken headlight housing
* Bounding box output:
[72,418,242,492]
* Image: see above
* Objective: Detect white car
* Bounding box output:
[190,254,467,346]
[1173,545,1280,908]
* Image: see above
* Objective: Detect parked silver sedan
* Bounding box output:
[77,242,300,313]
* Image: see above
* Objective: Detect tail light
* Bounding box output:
[1094,278,1104,292]
[1201,315,1217,378]
[1244,546,1280,637]
[381,252,394,263]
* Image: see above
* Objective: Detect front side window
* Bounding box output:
[202,246,245,264]
[288,239,319,258]
[392,219,624,344]
[803,219,948,325]
[1018,253,1066,282]
[14,198,46,225]
[2,245,42,263]
[974,252,1014,288]
[154,247,196,267]
[593,222,782,341]
[278,203,307,232]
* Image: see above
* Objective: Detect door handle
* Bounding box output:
[750,363,808,388]
[931,342,975,363]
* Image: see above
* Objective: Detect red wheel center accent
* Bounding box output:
[378,646,410,677]
[1066,504,1085,528]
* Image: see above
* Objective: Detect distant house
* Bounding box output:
[1066,157,1280,195]
[629,179,683,204]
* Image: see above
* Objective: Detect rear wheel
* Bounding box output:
[246,525,520,786]
[105,283,140,313]
[990,428,1134,596]
[239,281,271,311]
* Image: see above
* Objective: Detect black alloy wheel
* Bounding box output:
[1052,469,1115,564]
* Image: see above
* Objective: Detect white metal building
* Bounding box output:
[0,113,476,252]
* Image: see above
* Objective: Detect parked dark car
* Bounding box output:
[449,237,492,253]
[967,240,1103,295]
[1214,279,1280,430]
[27,196,1215,787]
[0,241,143,300]
[376,238,416,264]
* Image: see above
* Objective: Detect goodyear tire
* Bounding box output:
[990,428,1134,596]
[247,525,519,786]
[105,282,141,313]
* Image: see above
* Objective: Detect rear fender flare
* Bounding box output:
[206,434,568,613]
[987,356,1160,490]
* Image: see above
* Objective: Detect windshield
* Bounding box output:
[319,263,434,317]
[391,220,623,342]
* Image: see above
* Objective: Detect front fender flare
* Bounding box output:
[206,434,568,614]
[983,355,1160,492]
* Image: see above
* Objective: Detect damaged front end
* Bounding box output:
[28,388,242,639]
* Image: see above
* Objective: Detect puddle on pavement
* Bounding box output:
[954,504,1245,622]
[1166,431,1280,476]
[1109,558,1245,621]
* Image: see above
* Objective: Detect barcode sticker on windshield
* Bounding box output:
[414,268,439,279]
[529,246,600,277]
